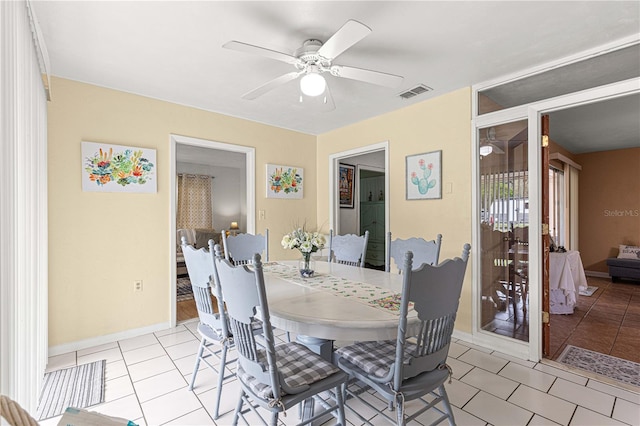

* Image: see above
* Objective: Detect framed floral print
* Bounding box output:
[266,164,303,199]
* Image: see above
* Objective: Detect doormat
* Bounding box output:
[557,345,640,387]
[177,277,194,301]
[37,360,106,420]
[579,286,598,296]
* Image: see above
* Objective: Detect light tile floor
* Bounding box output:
[40,322,640,426]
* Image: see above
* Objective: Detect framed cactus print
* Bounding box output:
[406,150,441,200]
[266,164,304,199]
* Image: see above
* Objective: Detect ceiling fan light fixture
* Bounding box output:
[300,72,326,97]
[480,145,493,156]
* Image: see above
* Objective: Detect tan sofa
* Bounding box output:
[177,228,222,276]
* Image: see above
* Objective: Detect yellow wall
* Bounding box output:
[316,88,474,333]
[47,77,317,346]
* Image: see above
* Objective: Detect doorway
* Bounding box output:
[359,166,385,269]
[329,142,389,269]
[544,94,640,364]
[169,134,255,326]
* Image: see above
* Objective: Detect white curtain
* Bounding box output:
[0,0,49,411]
[569,165,580,250]
[177,174,213,229]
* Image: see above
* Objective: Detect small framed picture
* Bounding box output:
[339,163,355,208]
[406,150,442,200]
[266,164,303,199]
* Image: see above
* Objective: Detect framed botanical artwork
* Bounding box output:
[81,141,156,193]
[266,164,303,199]
[406,150,442,200]
[339,163,355,208]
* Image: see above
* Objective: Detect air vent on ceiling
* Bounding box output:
[398,84,433,100]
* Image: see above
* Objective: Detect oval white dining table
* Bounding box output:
[261,260,418,345]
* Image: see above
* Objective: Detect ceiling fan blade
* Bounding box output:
[317,20,371,60]
[330,65,403,88]
[242,71,302,100]
[223,41,299,65]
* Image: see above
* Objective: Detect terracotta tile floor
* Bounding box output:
[550,276,640,363]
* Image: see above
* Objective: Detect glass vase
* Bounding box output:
[298,253,315,278]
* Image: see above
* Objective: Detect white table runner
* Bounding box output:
[262,262,408,314]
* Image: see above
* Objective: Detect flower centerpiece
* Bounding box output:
[281,227,326,278]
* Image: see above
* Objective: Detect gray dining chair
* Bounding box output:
[180,237,233,420]
[214,250,348,426]
[328,229,369,268]
[385,232,442,273]
[336,243,471,426]
[221,229,269,265]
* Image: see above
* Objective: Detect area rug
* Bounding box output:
[557,345,640,387]
[36,360,106,420]
[579,286,598,296]
[177,276,194,301]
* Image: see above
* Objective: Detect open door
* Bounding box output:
[541,115,551,357]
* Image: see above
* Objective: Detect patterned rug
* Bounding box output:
[37,360,106,420]
[177,277,193,302]
[557,345,640,387]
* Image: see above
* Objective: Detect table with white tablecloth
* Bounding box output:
[549,250,588,314]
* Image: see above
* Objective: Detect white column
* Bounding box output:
[0,0,49,413]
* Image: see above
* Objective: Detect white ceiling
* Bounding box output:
[32,1,640,153]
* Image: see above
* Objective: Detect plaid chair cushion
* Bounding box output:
[237,342,340,399]
[250,319,263,331]
[335,340,418,378]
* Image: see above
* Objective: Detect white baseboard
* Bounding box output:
[48,321,172,357]
[452,329,473,344]
[585,270,610,279]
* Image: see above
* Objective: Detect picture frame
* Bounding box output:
[81,141,156,193]
[339,163,355,208]
[266,164,304,199]
[406,150,442,200]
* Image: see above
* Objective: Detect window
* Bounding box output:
[549,167,565,246]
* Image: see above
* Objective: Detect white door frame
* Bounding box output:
[169,134,255,327]
[329,142,389,237]
[472,77,639,361]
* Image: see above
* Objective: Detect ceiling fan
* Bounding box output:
[480,127,506,156]
[222,20,404,101]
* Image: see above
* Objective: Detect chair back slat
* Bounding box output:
[229,316,261,363]
[181,237,224,332]
[222,230,269,265]
[214,251,281,398]
[394,243,470,387]
[328,229,369,268]
[386,232,442,273]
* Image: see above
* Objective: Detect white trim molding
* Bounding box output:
[169,135,255,327]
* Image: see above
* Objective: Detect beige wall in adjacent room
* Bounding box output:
[577,147,640,272]
[47,77,317,347]
[316,87,474,333]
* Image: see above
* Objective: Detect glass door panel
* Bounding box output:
[479,120,529,342]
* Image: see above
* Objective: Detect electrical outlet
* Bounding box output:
[134,280,143,291]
